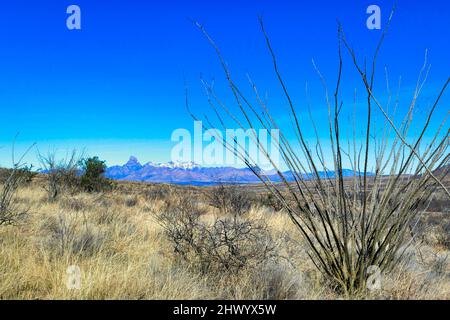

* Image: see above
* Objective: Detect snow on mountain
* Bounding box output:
[144,161,200,169]
[105,156,372,185]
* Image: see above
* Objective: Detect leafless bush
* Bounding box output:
[0,166,37,185]
[154,191,276,274]
[205,214,276,273]
[38,150,81,200]
[205,184,251,215]
[432,224,450,250]
[155,193,206,259]
[415,212,450,250]
[194,7,449,295]
[0,143,35,226]
[0,166,29,226]
[260,192,285,212]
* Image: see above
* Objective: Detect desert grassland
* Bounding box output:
[0,180,449,300]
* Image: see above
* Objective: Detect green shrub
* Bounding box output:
[79,157,113,193]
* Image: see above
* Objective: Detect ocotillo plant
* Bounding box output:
[191,9,449,295]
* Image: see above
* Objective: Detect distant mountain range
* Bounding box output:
[105,156,371,186]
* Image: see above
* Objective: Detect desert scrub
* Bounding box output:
[0,166,33,226]
[204,184,252,215]
[0,179,448,299]
[38,150,81,201]
[153,190,277,275]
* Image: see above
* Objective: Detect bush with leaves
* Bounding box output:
[79,157,113,193]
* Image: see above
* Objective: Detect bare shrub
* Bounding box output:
[260,192,285,212]
[0,166,37,186]
[205,184,251,215]
[205,214,276,273]
[155,193,205,259]
[154,191,275,274]
[432,224,450,250]
[0,166,29,226]
[0,168,13,184]
[416,212,450,250]
[38,150,81,200]
[0,144,35,226]
[194,8,449,295]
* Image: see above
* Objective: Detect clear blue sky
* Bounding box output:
[0,0,448,168]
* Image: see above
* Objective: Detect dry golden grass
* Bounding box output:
[0,181,448,300]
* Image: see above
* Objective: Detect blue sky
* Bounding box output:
[0,0,448,168]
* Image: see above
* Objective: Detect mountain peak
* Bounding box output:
[106,157,369,185]
[125,156,142,168]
